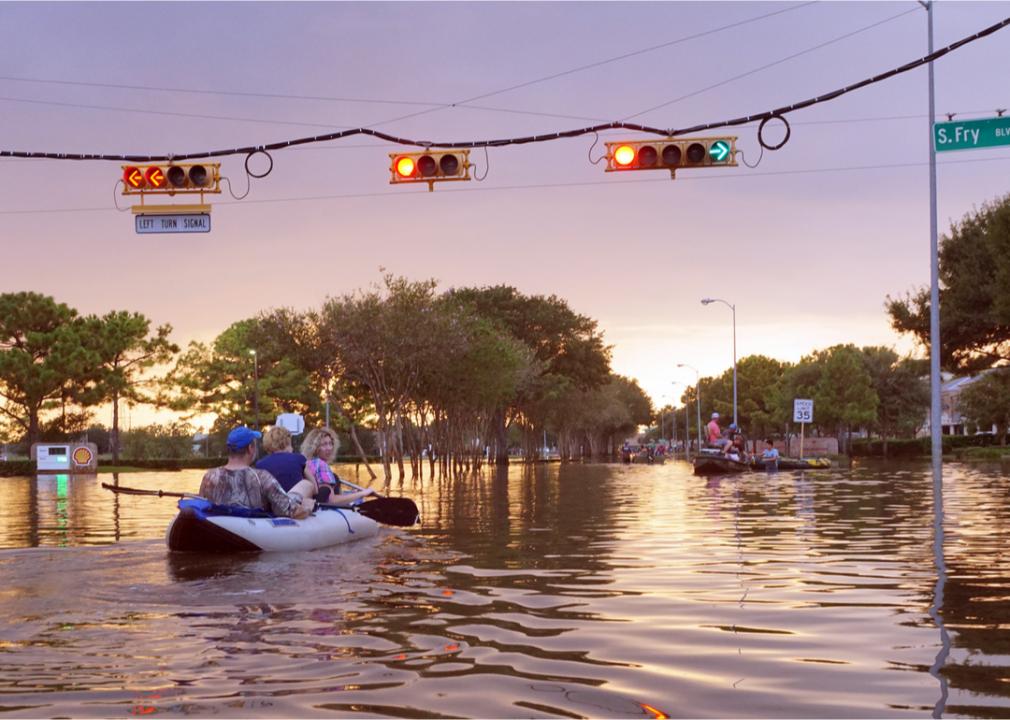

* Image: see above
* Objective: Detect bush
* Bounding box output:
[851,434,1000,457]
[0,457,226,476]
[953,445,1010,460]
[0,460,36,477]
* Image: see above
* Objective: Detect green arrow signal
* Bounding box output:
[709,140,730,162]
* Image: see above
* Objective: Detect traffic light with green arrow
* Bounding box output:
[605,136,737,178]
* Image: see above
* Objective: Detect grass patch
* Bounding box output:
[954,446,1010,461]
[96,465,178,473]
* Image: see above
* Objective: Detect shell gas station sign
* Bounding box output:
[32,442,99,473]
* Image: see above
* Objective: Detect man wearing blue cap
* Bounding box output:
[198,426,310,518]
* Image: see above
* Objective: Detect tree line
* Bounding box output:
[0,278,652,478]
[662,346,929,454]
[7,186,1010,474]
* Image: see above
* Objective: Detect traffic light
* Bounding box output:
[121,162,221,195]
[604,137,737,178]
[389,150,471,191]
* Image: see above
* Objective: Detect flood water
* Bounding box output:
[0,460,1008,718]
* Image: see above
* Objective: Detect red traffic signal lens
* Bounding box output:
[662,145,682,166]
[166,166,187,187]
[614,145,636,167]
[638,145,658,168]
[418,155,437,177]
[123,166,145,188]
[686,143,706,164]
[439,154,459,175]
[395,157,416,178]
[145,166,166,188]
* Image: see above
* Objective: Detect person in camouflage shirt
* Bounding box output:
[199,426,310,518]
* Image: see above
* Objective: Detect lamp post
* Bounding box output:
[677,362,703,452]
[672,382,691,461]
[249,349,259,430]
[701,297,737,427]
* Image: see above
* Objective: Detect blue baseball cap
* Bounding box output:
[227,426,261,451]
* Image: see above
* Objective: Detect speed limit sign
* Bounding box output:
[793,399,814,423]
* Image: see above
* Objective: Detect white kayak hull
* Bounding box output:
[166,498,379,553]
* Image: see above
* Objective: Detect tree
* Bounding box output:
[813,345,878,453]
[166,319,318,433]
[860,347,929,455]
[887,193,1010,372]
[447,285,612,464]
[959,370,1010,445]
[681,355,788,443]
[318,276,448,480]
[120,422,197,459]
[0,292,98,447]
[84,311,178,463]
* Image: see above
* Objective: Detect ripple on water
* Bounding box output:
[0,461,1006,717]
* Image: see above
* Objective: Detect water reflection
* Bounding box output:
[0,461,1008,717]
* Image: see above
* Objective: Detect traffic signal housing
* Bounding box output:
[604,137,737,178]
[389,150,471,191]
[121,162,221,195]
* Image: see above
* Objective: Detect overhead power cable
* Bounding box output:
[0,5,894,132]
[1,14,1008,163]
[369,1,820,127]
[622,6,919,120]
[0,3,816,121]
[1,154,1007,216]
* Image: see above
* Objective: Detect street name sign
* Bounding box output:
[793,398,814,423]
[135,213,211,234]
[934,117,1010,152]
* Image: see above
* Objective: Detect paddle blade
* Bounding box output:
[355,497,419,527]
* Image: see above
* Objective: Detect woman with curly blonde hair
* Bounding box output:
[301,427,375,506]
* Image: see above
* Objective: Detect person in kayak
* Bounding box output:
[706,413,726,447]
[301,427,376,506]
[199,426,311,518]
[722,432,748,463]
[255,425,306,492]
[760,439,780,469]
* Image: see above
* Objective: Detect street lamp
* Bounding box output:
[249,349,259,430]
[671,382,691,461]
[701,297,737,427]
[677,362,703,451]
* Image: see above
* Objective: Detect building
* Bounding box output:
[921,372,996,436]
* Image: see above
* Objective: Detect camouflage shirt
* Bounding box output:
[198,466,304,517]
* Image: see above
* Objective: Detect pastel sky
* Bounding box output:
[2,1,1009,425]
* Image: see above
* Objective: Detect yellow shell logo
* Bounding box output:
[72,446,94,466]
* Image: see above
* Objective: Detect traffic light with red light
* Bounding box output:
[605,137,737,178]
[121,162,221,195]
[389,150,471,191]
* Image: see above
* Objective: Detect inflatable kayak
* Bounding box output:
[749,456,831,470]
[166,497,379,553]
[693,452,749,475]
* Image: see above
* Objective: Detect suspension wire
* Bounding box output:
[0,3,815,110]
[621,6,920,120]
[0,15,1007,163]
[4,154,1008,216]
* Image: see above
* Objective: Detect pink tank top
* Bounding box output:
[307,457,337,485]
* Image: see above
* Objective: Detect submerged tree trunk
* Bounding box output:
[111,390,120,465]
[334,403,376,480]
[493,408,509,465]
